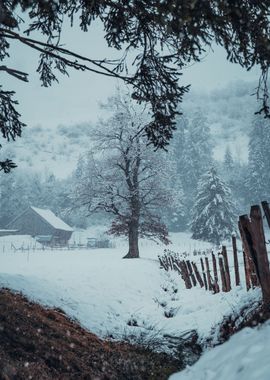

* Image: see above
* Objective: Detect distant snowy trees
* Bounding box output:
[73,94,177,258]
[175,111,212,197]
[2,101,270,243]
[223,147,234,175]
[246,116,270,204]
[169,110,213,228]
[0,168,73,228]
[190,167,236,246]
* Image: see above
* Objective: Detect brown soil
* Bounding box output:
[217,301,270,345]
[0,288,182,380]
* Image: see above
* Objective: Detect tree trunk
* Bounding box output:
[123,221,139,258]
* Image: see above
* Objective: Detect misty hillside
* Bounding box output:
[0,123,93,178]
[183,80,258,162]
[0,81,258,179]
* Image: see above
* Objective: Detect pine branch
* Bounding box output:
[0,65,28,82]
[0,159,17,173]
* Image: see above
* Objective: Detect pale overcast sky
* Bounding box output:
[2,20,260,129]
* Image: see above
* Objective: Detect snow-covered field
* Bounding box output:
[0,232,261,354]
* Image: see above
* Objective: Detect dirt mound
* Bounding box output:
[0,289,182,379]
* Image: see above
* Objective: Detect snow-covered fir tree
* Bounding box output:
[184,112,212,187]
[171,109,213,230]
[174,110,213,210]
[168,177,186,231]
[223,146,234,174]
[221,146,246,214]
[246,116,270,204]
[190,167,236,246]
[163,159,186,231]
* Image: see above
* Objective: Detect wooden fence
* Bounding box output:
[159,201,270,309]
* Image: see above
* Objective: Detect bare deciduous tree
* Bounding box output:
[74,95,172,258]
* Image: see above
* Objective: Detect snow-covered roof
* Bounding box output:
[0,229,18,232]
[31,207,73,232]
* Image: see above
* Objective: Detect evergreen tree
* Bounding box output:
[246,116,270,204]
[179,110,213,217]
[224,146,234,174]
[190,167,236,246]
[169,185,186,231]
[221,146,243,213]
[169,110,214,228]
[0,171,17,226]
[162,156,186,231]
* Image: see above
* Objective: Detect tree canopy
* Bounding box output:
[1,1,270,170]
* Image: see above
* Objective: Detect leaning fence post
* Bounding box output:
[261,200,270,229]
[192,262,204,288]
[200,258,208,290]
[250,205,270,308]
[221,246,231,291]
[243,250,251,291]
[158,256,164,269]
[212,252,220,293]
[180,261,192,289]
[232,234,240,286]
[205,257,213,291]
[238,216,258,288]
[186,260,197,287]
[172,261,182,275]
[218,255,227,292]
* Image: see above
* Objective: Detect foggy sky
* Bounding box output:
[2,21,260,130]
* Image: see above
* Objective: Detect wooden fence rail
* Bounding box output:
[159,201,270,309]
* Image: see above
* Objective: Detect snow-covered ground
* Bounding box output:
[0,231,261,355]
[170,321,270,380]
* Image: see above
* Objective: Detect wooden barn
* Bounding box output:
[6,206,73,246]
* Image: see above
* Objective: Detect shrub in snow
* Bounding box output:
[190,167,236,246]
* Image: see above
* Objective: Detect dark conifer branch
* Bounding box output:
[1,1,270,169]
[0,65,28,82]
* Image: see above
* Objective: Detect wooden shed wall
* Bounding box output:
[53,229,73,244]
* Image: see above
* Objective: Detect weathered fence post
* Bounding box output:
[192,262,204,288]
[180,261,192,289]
[221,246,231,291]
[158,256,164,269]
[261,200,270,229]
[238,205,270,308]
[232,234,240,286]
[250,205,270,308]
[164,255,170,270]
[243,250,251,291]
[205,257,213,291]
[218,255,227,292]
[172,262,182,275]
[200,258,208,290]
[186,260,197,287]
[239,214,260,287]
[212,252,220,293]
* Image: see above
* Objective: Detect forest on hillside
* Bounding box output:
[0,81,268,246]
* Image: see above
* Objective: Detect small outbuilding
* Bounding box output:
[6,206,73,246]
[0,229,19,237]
